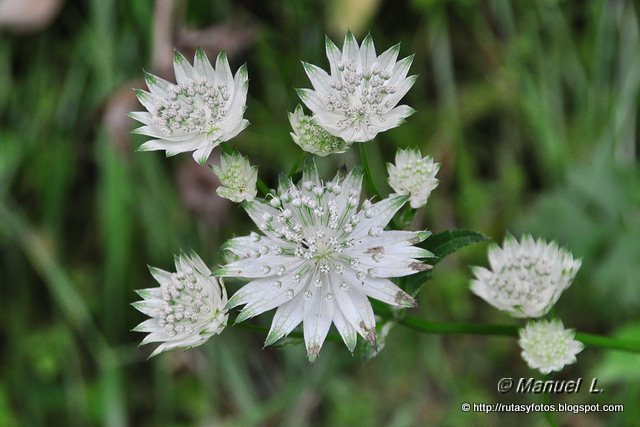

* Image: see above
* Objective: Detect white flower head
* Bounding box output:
[216,160,433,362]
[131,48,249,164]
[519,319,584,374]
[212,151,258,203]
[289,105,350,156]
[387,148,440,208]
[133,252,228,357]
[471,235,581,318]
[298,32,416,143]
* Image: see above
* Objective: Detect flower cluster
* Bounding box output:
[131,49,249,164]
[216,161,432,361]
[132,252,228,357]
[130,32,594,378]
[519,320,584,374]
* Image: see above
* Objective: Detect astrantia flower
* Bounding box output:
[298,32,416,143]
[212,151,258,203]
[289,105,350,156]
[519,319,584,374]
[387,148,440,209]
[133,252,228,357]
[470,235,581,318]
[216,161,433,361]
[131,48,249,164]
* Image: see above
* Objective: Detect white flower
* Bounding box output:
[470,235,581,318]
[298,32,416,143]
[289,105,350,156]
[216,161,433,362]
[387,148,440,208]
[131,48,249,164]
[519,319,584,374]
[133,252,228,357]
[212,151,258,203]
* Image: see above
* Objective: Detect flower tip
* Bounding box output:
[307,344,321,363]
[173,48,185,63]
[264,330,281,347]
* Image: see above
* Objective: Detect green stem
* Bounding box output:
[288,152,306,178]
[359,143,382,200]
[234,309,640,355]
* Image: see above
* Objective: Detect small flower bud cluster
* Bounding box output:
[519,319,584,374]
[212,151,258,203]
[289,105,350,156]
[387,148,440,209]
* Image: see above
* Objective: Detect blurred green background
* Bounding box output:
[1,0,640,425]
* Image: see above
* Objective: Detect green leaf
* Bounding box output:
[402,229,489,296]
[421,229,490,263]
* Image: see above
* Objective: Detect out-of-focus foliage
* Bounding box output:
[1,0,639,426]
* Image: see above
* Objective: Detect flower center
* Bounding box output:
[158,270,212,337]
[325,60,397,129]
[152,78,229,136]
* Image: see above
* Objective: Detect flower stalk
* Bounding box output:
[233,311,640,355]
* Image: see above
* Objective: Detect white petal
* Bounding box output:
[342,31,360,68]
[303,286,334,362]
[360,33,376,73]
[351,195,407,239]
[193,48,214,81]
[128,111,153,125]
[297,88,327,113]
[371,105,415,133]
[222,119,250,141]
[375,43,400,74]
[135,90,156,112]
[173,50,193,85]
[144,72,173,98]
[332,305,357,352]
[388,54,414,88]
[217,256,302,279]
[192,142,215,164]
[303,62,334,95]
[215,51,233,91]
[334,274,377,348]
[362,278,415,308]
[383,75,417,110]
[264,294,305,346]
